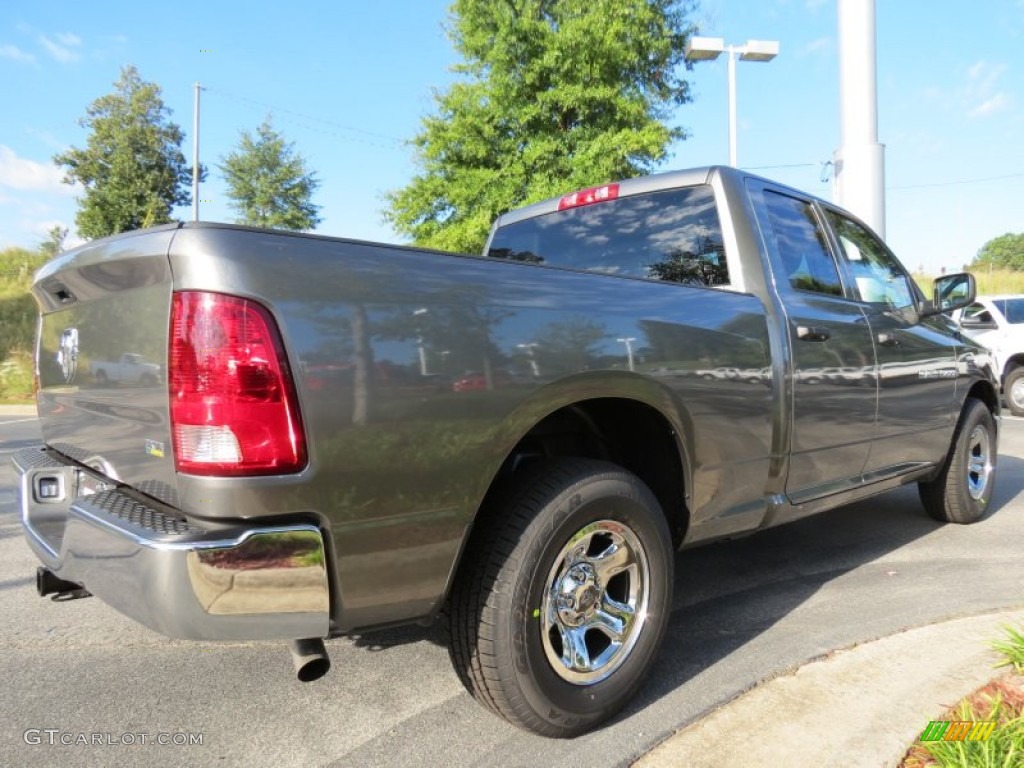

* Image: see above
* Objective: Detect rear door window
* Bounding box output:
[759,190,844,296]
[487,185,728,286]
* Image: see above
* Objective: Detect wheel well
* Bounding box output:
[1004,355,1024,381]
[487,398,689,546]
[967,381,999,414]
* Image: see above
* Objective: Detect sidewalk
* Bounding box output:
[0,404,37,416]
[636,609,1024,768]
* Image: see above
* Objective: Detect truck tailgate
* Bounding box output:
[32,226,179,506]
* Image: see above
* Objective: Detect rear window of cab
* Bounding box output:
[487,185,729,287]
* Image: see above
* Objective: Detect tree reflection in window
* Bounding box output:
[487,185,728,286]
[762,191,843,297]
[647,239,728,286]
[487,247,544,264]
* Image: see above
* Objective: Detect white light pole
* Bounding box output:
[413,308,429,375]
[833,0,885,238]
[516,343,540,377]
[192,81,202,222]
[684,37,780,167]
[617,337,637,372]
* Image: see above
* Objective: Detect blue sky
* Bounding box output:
[1,0,1021,275]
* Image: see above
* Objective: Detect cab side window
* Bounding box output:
[761,191,843,296]
[824,210,915,310]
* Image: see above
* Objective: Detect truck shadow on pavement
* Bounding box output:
[350,454,1024,736]
[616,452,1024,729]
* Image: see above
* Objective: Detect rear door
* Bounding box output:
[748,183,877,504]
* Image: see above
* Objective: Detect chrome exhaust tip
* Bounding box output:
[289,638,330,682]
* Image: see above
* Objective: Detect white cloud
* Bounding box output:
[969,93,1010,118]
[926,61,1013,119]
[801,36,832,56]
[0,146,73,195]
[964,61,1011,118]
[31,219,67,237]
[38,33,81,63]
[0,44,35,63]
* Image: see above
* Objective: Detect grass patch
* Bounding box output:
[899,623,1024,767]
[993,624,1024,675]
[914,269,1024,297]
[0,351,35,402]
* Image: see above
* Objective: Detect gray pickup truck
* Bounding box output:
[14,166,998,737]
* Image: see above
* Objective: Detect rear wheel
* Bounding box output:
[1005,367,1024,417]
[446,458,674,737]
[918,399,996,524]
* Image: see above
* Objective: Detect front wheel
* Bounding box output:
[446,459,674,737]
[919,399,997,524]
[1005,367,1024,417]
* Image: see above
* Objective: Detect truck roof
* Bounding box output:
[492,167,716,229]
[489,165,828,232]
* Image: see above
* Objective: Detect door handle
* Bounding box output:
[796,325,830,342]
[877,332,901,347]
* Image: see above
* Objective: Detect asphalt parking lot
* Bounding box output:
[1,412,1023,767]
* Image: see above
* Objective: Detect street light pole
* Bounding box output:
[516,343,541,377]
[727,49,737,167]
[192,81,201,222]
[685,37,780,167]
[413,308,429,375]
[616,337,637,372]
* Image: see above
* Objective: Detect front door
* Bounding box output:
[822,207,958,474]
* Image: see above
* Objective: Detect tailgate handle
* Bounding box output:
[796,325,830,342]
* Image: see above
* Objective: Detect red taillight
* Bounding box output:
[557,183,620,211]
[169,291,306,476]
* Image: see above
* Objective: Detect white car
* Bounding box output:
[953,295,1024,415]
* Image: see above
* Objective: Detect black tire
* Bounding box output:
[95,369,108,384]
[446,458,674,737]
[1005,367,1024,417]
[918,399,997,524]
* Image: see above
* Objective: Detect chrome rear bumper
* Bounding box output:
[14,445,330,641]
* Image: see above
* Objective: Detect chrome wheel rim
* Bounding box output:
[966,425,992,501]
[541,519,650,685]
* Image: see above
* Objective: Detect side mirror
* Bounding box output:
[922,272,976,317]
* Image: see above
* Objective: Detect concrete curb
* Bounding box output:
[635,609,1024,768]
[0,404,37,416]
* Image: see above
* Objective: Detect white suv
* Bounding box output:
[954,295,1024,415]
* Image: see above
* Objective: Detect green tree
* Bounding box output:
[220,118,322,231]
[55,65,194,239]
[973,233,1024,271]
[38,225,68,259]
[385,0,697,254]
